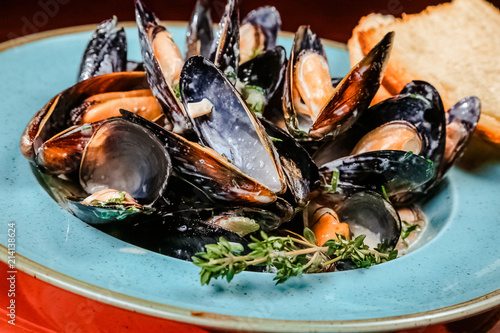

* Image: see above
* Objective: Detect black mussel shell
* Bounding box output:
[186,0,214,59]
[238,46,287,103]
[260,118,320,205]
[80,117,172,206]
[319,150,435,204]
[309,32,394,140]
[317,81,446,170]
[135,0,191,133]
[121,110,278,205]
[441,96,481,177]
[164,198,293,234]
[209,0,240,77]
[36,121,104,175]
[400,80,444,113]
[78,16,127,82]
[66,197,154,226]
[180,56,286,194]
[314,191,401,250]
[159,174,215,212]
[20,72,150,161]
[334,259,358,271]
[241,6,282,52]
[98,213,251,262]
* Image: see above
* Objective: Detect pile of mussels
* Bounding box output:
[20,0,480,267]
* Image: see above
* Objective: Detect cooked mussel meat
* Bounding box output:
[135,0,191,132]
[306,191,401,250]
[283,27,393,140]
[20,71,151,161]
[240,6,281,64]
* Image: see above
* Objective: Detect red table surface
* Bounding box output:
[2,0,500,332]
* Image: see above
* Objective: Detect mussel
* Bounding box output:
[61,117,172,224]
[239,6,282,64]
[237,46,287,115]
[135,0,191,133]
[306,191,401,250]
[20,71,153,162]
[180,56,286,195]
[121,110,279,205]
[209,0,240,78]
[78,16,127,82]
[185,0,214,59]
[282,27,393,140]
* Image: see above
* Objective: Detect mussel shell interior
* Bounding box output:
[67,197,149,225]
[260,118,320,205]
[180,56,284,194]
[335,191,401,249]
[241,6,282,51]
[80,118,171,206]
[185,0,214,58]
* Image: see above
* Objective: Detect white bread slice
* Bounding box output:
[357,0,500,144]
[348,14,395,104]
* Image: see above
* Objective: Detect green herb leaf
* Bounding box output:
[192,227,398,286]
[381,185,390,202]
[303,227,316,244]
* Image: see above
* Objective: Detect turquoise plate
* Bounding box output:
[1,23,499,332]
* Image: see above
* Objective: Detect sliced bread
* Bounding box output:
[354,0,500,144]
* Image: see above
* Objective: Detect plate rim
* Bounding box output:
[1,22,499,332]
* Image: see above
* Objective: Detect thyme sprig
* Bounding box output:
[192,228,397,285]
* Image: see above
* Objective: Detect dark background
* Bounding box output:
[3,0,500,44]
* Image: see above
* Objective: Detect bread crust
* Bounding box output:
[353,0,500,144]
[347,14,395,105]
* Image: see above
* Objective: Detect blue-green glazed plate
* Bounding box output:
[0,22,499,332]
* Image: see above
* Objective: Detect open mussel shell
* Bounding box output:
[98,212,251,262]
[309,32,394,140]
[165,197,294,235]
[135,0,191,133]
[316,81,446,167]
[282,27,393,140]
[78,16,127,82]
[20,72,150,161]
[319,150,435,204]
[209,0,240,77]
[241,6,281,53]
[282,25,325,136]
[185,0,213,59]
[121,110,279,205]
[441,96,481,177]
[237,46,287,104]
[36,121,103,175]
[180,56,286,194]
[80,117,172,206]
[260,118,320,206]
[66,196,154,226]
[313,191,401,250]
